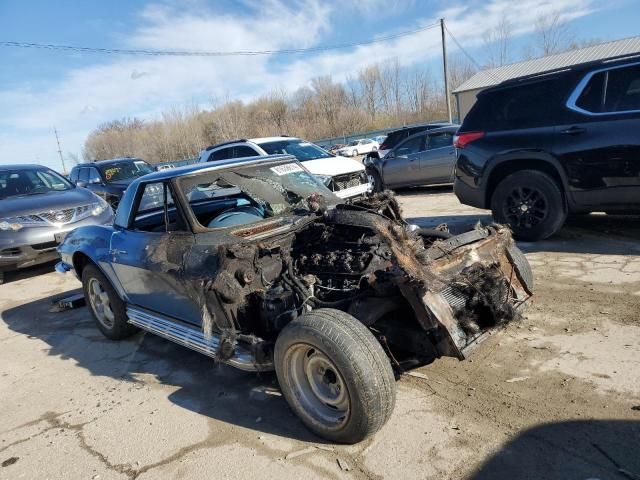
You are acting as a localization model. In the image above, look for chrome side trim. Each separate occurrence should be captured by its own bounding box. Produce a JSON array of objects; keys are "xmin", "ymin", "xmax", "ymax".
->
[{"xmin": 126, "ymin": 307, "xmax": 273, "ymax": 372}]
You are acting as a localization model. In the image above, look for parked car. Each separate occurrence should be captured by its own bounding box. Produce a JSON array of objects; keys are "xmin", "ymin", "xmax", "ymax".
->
[
  {"xmin": 156, "ymin": 164, "xmax": 175, "ymax": 171},
  {"xmin": 69, "ymin": 157, "xmax": 155, "ymax": 209},
  {"xmin": 199, "ymin": 137, "xmax": 370, "ymax": 199},
  {"xmin": 376, "ymin": 122, "xmax": 452, "ymax": 159},
  {"xmin": 57, "ymin": 154, "xmax": 532, "ymax": 443},
  {"xmin": 454, "ymin": 55, "xmax": 640, "ymax": 241},
  {"xmin": 336, "ymin": 138, "xmax": 378, "ymax": 157},
  {"xmin": 364, "ymin": 126, "xmax": 459, "ymax": 192},
  {"xmin": 0, "ymin": 164, "xmax": 113, "ymax": 284},
  {"xmin": 327, "ymin": 143, "xmax": 345, "ymax": 154}
]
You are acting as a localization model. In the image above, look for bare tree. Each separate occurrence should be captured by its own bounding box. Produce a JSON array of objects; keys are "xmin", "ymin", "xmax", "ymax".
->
[
  {"xmin": 483, "ymin": 14, "xmax": 512, "ymax": 67},
  {"xmin": 534, "ymin": 12, "xmax": 572, "ymax": 56}
]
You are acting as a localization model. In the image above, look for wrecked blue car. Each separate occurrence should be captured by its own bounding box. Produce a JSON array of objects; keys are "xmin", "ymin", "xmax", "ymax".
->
[{"xmin": 57, "ymin": 154, "xmax": 533, "ymax": 443}]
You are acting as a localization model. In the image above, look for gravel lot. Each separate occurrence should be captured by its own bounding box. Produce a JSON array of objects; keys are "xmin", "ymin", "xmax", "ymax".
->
[{"xmin": 1, "ymin": 187, "xmax": 639, "ymax": 480}]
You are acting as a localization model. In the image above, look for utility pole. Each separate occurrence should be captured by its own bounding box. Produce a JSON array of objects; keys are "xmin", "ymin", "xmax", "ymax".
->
[
  {"xmin": 440, "ymin": 18, "xmax": 452, "ymax": 124},
  {"xmin": 54, "ymin": 127, "xmax": 66, "ymax": 173}
]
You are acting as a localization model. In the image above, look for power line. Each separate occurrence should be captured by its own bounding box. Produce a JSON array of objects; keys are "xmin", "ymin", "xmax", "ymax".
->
[
  {"xmin": 0, "ymin": 22, "xmax": 440, "ymax": 57},
  {"xmin": 444, "ymin": 24, "xmax": 502, "ymax": 82}
]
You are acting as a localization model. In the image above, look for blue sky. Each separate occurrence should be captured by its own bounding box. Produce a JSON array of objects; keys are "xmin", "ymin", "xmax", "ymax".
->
[{"xmin": 1, "ymin": 0, "xmax": 638, "ymax": 170}]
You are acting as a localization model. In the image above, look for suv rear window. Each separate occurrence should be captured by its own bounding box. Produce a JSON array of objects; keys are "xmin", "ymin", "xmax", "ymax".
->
[{"xmin": 464, "ymin": 78, "xmax": 566, "ymax": 131}]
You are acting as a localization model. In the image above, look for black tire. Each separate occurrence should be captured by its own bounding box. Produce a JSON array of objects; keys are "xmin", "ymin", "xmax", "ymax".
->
[
  {"xmin": 275, "ymin": 308, "xmax": 396, "ymax": 444},
  {"xmin": 368, "ymin": 169, "xmax": 384, "ymax": 193},
  {"xmin": 491, "ymin": 170, "xmax": 566, "ymax": 241},
  {"xmin": 81, "ymin": 264, "xmax": 138, "ymax": 340},
  {"xmin": 0, "ymin": 271, "xmax": 4, "ymax": 285}
]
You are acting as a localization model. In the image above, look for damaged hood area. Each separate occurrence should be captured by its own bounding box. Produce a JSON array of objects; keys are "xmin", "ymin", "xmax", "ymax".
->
[
  {"xmin": 319, "ymin": 196, "xmax": 532, "ymax": 359},
  {"xmin": 206, "ymin": 191, "xmax": 532, "ymax": 368}
]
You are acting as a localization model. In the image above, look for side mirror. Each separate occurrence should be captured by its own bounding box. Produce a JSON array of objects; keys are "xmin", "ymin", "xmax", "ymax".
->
[
  {"xmin": 89, "ymin": 178, "xmax": 102, "ymax": 185},
  {"xmin": 76, "ymin": 181, "xmax": 87, "ymax": 188}
]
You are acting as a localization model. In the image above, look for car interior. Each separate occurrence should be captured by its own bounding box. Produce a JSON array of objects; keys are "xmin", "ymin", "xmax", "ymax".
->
[{"xmin": 132, "ymin": 182, "xmax": 268, "ymax": 233}]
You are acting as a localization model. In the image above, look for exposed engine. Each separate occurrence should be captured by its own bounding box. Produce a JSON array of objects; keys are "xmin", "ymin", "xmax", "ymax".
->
[{"xmin": 209, "ymin": 193, "xmax": 533, "ymax": 370}]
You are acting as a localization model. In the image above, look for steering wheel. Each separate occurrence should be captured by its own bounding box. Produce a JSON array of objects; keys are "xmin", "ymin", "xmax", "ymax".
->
[{"xmin": 207, "ymin": 205, "xmax": 264, "ymax": 228}]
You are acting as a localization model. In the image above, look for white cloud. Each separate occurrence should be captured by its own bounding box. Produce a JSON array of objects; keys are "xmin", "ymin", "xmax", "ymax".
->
[{"xmin": 0, "ymin": 0, "xmax": 595, "ymax": 168}]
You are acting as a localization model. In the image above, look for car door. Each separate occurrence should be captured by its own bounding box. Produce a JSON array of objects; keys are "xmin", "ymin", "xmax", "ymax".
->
[
  {"xmin": 109, "ymin": 181, "xmax": 201, "ymax": 324},
  {"xmin": 382, "ymin": 134, "xmax": 426, "ymax": 187},
  {"xmin": 419, "ymin": 131, "xmax": 456, "ymax": 184},
  {"xmin": 557, "ymin": 62, "xmax": 640, "ymax": 208}
]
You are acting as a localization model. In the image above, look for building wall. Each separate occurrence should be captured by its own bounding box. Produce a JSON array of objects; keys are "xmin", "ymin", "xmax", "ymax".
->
[{"xmin": 455, "ymin": 88, "xmax": 484, "ymax": 121}]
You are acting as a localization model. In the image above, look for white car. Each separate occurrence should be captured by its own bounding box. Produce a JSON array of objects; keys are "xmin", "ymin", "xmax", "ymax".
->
[
  {"xmin": 198, "ymin": 137, "xmax": 371, "ymax": 199},
  {"xmin": 336, "ymin": 139, "xmax": 379, "ymax": 157}
]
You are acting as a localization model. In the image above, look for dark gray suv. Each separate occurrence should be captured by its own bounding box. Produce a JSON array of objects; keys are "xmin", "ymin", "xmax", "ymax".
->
[{"xmin": 0, "ymin": 164, "xmax": 114, "ymax": 283}]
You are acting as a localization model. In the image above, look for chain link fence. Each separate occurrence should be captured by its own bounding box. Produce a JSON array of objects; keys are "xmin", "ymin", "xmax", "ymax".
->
[{"xmin": 312, "ymin": 119, "xmax": 450, "ymax": 149}]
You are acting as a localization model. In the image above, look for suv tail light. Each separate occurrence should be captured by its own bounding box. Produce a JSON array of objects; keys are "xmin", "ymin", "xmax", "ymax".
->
[{"xmin": 454, "ymin": 131, "xmax": 485, "ymax": 149}]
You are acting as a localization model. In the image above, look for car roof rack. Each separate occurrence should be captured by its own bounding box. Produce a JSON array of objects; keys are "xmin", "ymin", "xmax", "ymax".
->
[{"xmin": 498, "ymin": 52, "xmax": 640, "ymax": 88}]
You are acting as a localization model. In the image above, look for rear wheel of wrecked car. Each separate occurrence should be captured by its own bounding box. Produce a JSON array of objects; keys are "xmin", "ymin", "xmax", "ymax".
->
[
  {"xmin": 275, "ymin": 308, "xmax": 396, "ymax": 444},
  {"xmin": 491, "ymin": 170, "xmax": 566, "ymax": 241},
  {"xmin": 82, "ymin": 264, "xmax": 139, "ymax": 340}
]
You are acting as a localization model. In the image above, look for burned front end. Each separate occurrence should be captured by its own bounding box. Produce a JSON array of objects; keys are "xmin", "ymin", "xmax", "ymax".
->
[{"xmin": 209, "ymin": 193, "xmax": 533, "ymax": 372}]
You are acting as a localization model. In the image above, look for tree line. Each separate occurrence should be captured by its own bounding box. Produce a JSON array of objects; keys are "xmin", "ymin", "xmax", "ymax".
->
[{"xmin": 83, "ymin": 12, "xmax": 595, "ymax": 164}]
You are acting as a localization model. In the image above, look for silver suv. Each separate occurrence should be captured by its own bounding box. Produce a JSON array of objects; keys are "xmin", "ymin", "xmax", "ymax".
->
[{"xmin": 0, "ymin": 164, "xmax": 114, "ymax": 284}]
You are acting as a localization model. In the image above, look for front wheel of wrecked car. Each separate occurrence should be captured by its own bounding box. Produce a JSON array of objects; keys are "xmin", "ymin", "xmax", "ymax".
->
[
  {"xmin": 275, "ymin": 308, "xmax": 396, "ymax": 444},
  {"xmin": 82, "ymin": 264, "xmax": 139, "ymax": 340}
]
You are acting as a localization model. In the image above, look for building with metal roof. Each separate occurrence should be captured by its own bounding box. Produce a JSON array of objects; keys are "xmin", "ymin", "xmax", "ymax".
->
[{"xmin": 452, "ymin": 35, "xmax": 640, "ymax": 119}]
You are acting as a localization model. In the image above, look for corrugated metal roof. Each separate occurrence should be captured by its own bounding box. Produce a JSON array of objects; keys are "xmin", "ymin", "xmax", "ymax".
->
[{"xmin": 452, "ymin": 36, "xmax": 640, "ymax": 94}]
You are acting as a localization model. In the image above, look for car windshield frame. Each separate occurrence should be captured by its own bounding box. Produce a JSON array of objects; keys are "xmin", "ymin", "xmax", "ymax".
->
[
  {"xmin": 98, "ymin": 160, "xmax": 154, "ymax": 183},
  {"xmin": 0, "ymin": 167, "xmax": 74, "ymax": 200},
  {"xmin": 258, "ymin": 139, "xmax": 333, "ymax": 162},
  {"xmin": 176, "ymin": 160, "xmax": 337, "ymax": 231}
]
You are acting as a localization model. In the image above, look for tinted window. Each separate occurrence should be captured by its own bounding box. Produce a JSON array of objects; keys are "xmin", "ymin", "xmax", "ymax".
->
[
  {"xmin": 381, "ymin": 130, "xmax": 406, "ymax": 149},
  {"xmin": 575, "ymin": 72, "xmax": 606, "ymax": 112},
  {"xmin": 234, "ymin": 146, "xmax": 259, "ymax": 158},
  {"xmin": 465, "ymin": 78, "xmax": 565, "ymax": 130},
  {"xmin": 605, "ymin": 64, "xmax": 640, "ymax": 112},
  {"xmin": 428, "ymin": 132, "xmax": 454, "ymax": 149},
  {"xmin": 79, "ymin": 168, "xmax": 90, "ymax": 183},
  {"xmin": 209, "ymin": 147, "xmax": 233, "ymax": 161},
  {"xmin": 395, "ymin": 135, "xmax": 425, "ymax": 156},
  {"xmin": 69, "ymin": 168, "xmax": 79, "ymax": 183}
]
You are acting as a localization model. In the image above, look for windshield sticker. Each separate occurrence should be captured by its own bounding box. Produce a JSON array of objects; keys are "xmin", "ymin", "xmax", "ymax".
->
[
  {"xmin": 104, "ymin": 167, "xmax": 121, "ymax": 181},
  {"xmin": 270, "ymin": 163, "xmax": 303, "ymax": 176}
]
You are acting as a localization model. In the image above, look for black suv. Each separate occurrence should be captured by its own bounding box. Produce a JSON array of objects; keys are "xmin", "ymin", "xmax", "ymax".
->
[
  {"xmin": 69, "ymin": 158, "xmax": 155, "ymax": 209},
  {"xmin": 454, "ymin": 55, "xmax": 640, "ymax": 241}
]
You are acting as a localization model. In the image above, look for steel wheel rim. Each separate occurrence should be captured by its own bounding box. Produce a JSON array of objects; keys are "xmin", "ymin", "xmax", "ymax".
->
[
  {"xmin": 285, "ymin": 344, "xmax": 350, "ymax": 429},
  {"xmin": 88, "ymin": 277, "xmax": 115, "ymax": 329},
  {"xmin": 503, "ymin": 186, "xmax": 548, "ymax": 230},
  {"xmin": 367, "ymin": 173, "xmax": 377, "ymax": 190}
]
